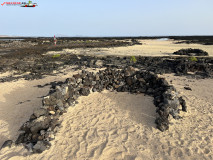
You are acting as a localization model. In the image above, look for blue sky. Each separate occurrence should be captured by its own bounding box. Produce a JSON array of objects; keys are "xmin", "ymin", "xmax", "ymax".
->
[{"xmin": 1, "ymin": 0, "xmax": 213, "ymax": 37}]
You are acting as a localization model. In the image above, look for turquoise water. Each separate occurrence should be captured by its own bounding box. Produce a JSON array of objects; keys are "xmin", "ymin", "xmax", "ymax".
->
[{"xmin": 157, "ymin": 38, "xmax": 169, "ymax": 41}]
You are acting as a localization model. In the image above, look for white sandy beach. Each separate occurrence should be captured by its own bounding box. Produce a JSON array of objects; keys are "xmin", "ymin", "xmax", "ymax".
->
[
  {"xmin": 0, "ymin": 67, "xmax": 212, "ymax": 160},
  {"xmin": 1, "ymin": 0, "xmax": 213, "ymax": 158},
  {"xmin": 46, "ymin": 39, "xmax": 213, "ymax": 57}
]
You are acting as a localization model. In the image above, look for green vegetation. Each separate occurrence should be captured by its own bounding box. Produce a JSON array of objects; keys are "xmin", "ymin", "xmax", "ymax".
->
[
  {"xmin": 52, "ymin": 54, "xmax": 61, "ymax": 58},
  {"xmin": 189, "ymin": 56, "xmax": 198, "ymax": 62},
  {"xmin": 130, "ymin": 56, "xmax": 137, "ymax": 63}
]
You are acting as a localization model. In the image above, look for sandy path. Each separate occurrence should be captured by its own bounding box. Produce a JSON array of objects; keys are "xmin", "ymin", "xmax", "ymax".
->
[
  {"xmin": 46, "ymin": 39, "xmax": 213, "ymax": 57},
  {"xmin": 0, "ymin": 72, "xmax": 212, "ymax": 160}
]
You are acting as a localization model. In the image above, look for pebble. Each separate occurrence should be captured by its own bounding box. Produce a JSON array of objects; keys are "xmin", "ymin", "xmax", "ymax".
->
[{"xmin": 49, "ymin": 111, "xmax": 55, "ymax": 115}]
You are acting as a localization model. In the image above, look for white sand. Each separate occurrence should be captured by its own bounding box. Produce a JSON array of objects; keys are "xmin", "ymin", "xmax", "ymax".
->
[
  {"xmin": 0, "ymin": 67, "xmax": 80, "ymax": 147},
  {"xmin": 0, "ymin": 70, "xmax": 212, "ymax": 159},
  {"xmin": 0, "ymin": 71, "xmax": 14, "ymax": 79},
  {"xmin": 46, "ymin": 39, "xmax": 213, "ymax": 57}
]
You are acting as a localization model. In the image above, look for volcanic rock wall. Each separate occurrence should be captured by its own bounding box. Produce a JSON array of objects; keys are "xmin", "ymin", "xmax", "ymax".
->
[
  {"xmin": 173, "ymin": 48, "xmax": 209, "ymax": 56},
  {"xmin": 2, "ymin": 67, "xmax": 187, "ymax": 153}
]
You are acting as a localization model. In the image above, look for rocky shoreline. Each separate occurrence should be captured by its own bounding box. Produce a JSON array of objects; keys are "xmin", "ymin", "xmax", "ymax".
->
[{"xmin": 0, "ymin": 55, "xmax": 213, "ymax": 83}]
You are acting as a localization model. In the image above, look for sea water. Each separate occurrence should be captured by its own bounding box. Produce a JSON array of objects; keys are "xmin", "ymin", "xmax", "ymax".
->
[{"xmin": 157, "ymin": 38, "xmax": 169, "ymax": 41}]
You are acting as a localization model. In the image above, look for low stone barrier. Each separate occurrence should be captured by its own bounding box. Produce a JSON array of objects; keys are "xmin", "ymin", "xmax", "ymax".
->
[
  {"xmin": 173, "ymin": 48, "xmax": 208, "ymax": 56},
  {"xmin": 3, "ymin": 67, "xmax": 187, "ymax": 153}
]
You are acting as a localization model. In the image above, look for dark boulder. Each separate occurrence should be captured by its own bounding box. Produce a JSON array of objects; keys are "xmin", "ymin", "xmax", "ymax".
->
[
  {"xmin": 32, "ymin": 141, "xmax": 47, "ymax": 153},
  {"xmin": 126, "ymin": 77, "xmax": 133, "ymax": 85},
  {"xmin": 80, "ymin": 88, "xmax": 90, "ymax": 96},
  {"xmin": 155, "ymin": 117, "xmax": 169, "ymax": 132},
  {"xmin": 173, "ymin": 48, "xmax": 208, "ymax": 56},
  {"xmin": 30, "ymin": 116, "xmax": 51, "ymax": 134},
  {"xmin": 179, "ymin": 97, "xmax": 187, "ymax": 112}
]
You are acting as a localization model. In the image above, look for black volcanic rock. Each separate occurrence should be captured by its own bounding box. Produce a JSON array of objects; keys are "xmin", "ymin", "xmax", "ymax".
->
[
  {"xmin": 179, "ymin": 97, "xmax": 187, "ymax": 112},
  {"xmin": 14, "ymin": 67, "xmax": 188, "ymax": 154},
  {"xmin": 30, "ymin": 116, "xmax": 51, "ymax": 134},
  {"xmin": 173, "ymin": 48, "xmax": 208, "ymax": 56},
  {"xmin": 184, "ymin": 86, "xmax": 192, "ymax": 90},
  {"xmin": 32, "ymin": 141, "xmax": 47, "ymax": 153},
  {"xmin": 80, "ymin": 88, "xmax": 90, "ymax": 96},
  {"xmin": 155, "ymin": 114, "xmax": 169, "ymax": 132}
]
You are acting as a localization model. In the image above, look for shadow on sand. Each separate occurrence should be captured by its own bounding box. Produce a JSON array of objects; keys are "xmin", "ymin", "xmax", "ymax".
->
[{"xmin": 103, "ymin": 91, "xmax": 157, "ymax": 129}]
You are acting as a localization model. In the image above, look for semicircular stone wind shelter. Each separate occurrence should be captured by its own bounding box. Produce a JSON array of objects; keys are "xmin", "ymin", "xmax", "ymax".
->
[{"xmin": 13, "ymin": 67, "xmax": 187, "ymax": 153}]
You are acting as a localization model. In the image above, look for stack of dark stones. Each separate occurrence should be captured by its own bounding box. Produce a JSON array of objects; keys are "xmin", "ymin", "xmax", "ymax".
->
[
  {"xmin": 2, "ymin": 67, "xmax": 187, "ymax": 153},
  {"xmin": 131, "ymin": 39, "xmax": 142, "ymax": 45},
  {"xmin": 173, "ymin": 48, "xmax": 208, "ymax": 56},
  {"xmin": 1, "ymin": 55, "xmax": 212, "ymax": 83}
]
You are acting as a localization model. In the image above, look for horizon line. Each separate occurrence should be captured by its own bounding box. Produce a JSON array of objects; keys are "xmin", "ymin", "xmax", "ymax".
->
[{"xmin": 1, "ymin": 35, "xmax": 213, "ymax": 38}]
